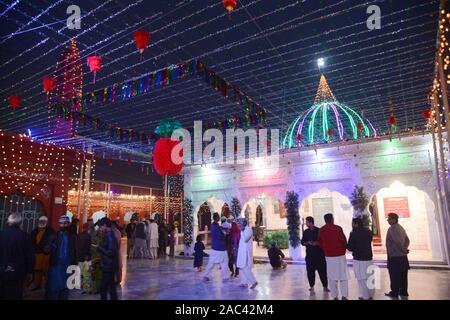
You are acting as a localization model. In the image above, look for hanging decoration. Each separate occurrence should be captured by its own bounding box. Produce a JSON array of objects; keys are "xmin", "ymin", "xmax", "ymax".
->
[
  {"xmin": 327, "ymin": 128, "xmax": 334, "ymax": 139},
  {"xmin": 422, "ymin": 109, "xmax": 431, "ymax": 119},
  {"xmin": 87, "ymin": 55, "xmax": 102, "ymax": 84},
  {"xmin": 153, "ymin": 119, "xmax": 184, "ymax": 176},
  {"xmin": 42, "ymin": 76, "xmax": 56, "ymax": 94},
  {"xmin": 9, "ymin": 95, "xmax": 20, "ymax": 110},
  {"xmin": 153, "ymin": 138, "xmax": 183, "ymax": 176},
  {"xmin": 133, "ymin": 30, "xmax": 150, "ymax": 60},
  {"xmin": 282, "ymin": 75, "xmax": 377, "ymax": 148},
  {"xmin": 107, "ymin": 158, "xmax": 113, "ymax": 166},
  {"xmin": 223, "ymin": 0, "xmax": 237, "ymax": 12},
  {"xmin": 51, "ymin": 59, "xmax": 268, "ymax": 133},
  {"xmin": 127, "ymin": 156, "xmax": 132, "ymax": 166}
]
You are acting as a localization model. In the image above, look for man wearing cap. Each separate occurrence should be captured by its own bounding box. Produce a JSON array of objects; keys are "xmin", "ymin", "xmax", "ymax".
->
[
  {"xmin": 385, "ymin": 212, "xmax": 410, "ymax": 298},
  {"xmin": 237, "ymin": 217, "xmax": 258, "ymax": 289},
  {"xmin": 203, "ymin": 212, "xmax": 230, "ymax": 282},
  {"xmin": 267, "ymin": 240, "xmax": 287, "ymax": 270},
  {"xmin": 30, "ymin": 215, "xmax": 54, "ymax": 291},
  {"xmin": 0, "ymin": 213, "xmax": 34, "ymax": 300},
  {"xmin": 46, "ymin": 215, "xmax": 77, "ymax": 300}
]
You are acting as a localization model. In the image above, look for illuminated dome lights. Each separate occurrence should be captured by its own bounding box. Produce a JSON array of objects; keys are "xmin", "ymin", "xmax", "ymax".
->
[{"xmin": 282, "ymin": 75, "xmax": 377, "ymax": 148}]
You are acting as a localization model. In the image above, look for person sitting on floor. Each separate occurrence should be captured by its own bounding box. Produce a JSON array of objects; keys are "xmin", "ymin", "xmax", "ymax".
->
[{"xmin": 267, "ymin": 240, "xmax": 287, "ymax": 270}]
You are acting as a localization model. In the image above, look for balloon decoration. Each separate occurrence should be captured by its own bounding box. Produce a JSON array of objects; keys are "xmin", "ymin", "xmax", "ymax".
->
[
  {"xmin": 153, "ymin": 138, "xmax": 183, "ymax": 176},
  {"xmin": 133, "ymin": 30, "xmax": 150, "ymax": 60},
  {"xmin": 357, "ymin": 121, "xmax": 363, "ymax": 132},
  {"xmin": 9, "ymin": 95, "xmax": 20, "ymax": 110},
  {"xmin": 42, "ymin": 76, "xmax": 56, "ymax": 93},
  {"xmin": 423, "ymin": 110, "xmax": 431, "ymax": 119},
  {"xmin": 223, "ymin": 0, "xmax": 237, "ymax": 12},
  {"xmin": 87, "ymin": 55, "xmax": 102, "ymax": 83},
  {"xmin": 153, "ymin": 119, "xmax": 184, "ymax": 176},
  {"xmin": 389, "ymin": 114, "xmax": 396, "ymax": 126}
]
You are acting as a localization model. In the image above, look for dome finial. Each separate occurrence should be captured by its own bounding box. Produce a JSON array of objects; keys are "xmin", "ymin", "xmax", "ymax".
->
[{"xmin": 314, "ymin": 74, "xmax": 336, "ymax": 104}]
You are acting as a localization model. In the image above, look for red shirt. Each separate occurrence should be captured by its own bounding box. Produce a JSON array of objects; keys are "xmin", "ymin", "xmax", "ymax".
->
[{"xmin": 318, "ymin": 223, "xmax": 347, "ymax": 257}]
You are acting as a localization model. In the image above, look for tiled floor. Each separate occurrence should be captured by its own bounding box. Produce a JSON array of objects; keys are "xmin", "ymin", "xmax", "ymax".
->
[{"xmin": 25, "ymin": 256, "xmax": 450, "ymax": 300}]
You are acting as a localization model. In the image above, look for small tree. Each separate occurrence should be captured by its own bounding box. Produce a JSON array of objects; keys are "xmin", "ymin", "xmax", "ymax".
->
[
  {"xmin": 350, "ymin": 185, "xmax": 371, "ymax": 228},
  {"xmin": 182, "ymin": 198, "xmax": 194, "ymax": 247},
  {"xmin": 230, "ymin": 197, "xmax": 242, "ymax": 218},
  {"xmin": 285, "ymin": 191, "xmax": 301, "ymax": 248}
]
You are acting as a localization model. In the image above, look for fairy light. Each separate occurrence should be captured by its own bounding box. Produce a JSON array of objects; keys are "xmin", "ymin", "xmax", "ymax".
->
[{"xmin": 0, "ymin": 0, "xmax": 440, "ymax": 156}]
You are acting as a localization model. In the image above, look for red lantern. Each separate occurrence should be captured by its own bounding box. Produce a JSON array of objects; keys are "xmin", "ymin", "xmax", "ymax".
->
[
  {"xmin": 9, "ymin": 95, "xmax": 20, "ymax": 110},
  {"xmin": 357, "ymin": 121, "xmax": 363, "ymax": 132},
  {"xmin": 133, "ymin": 31, "xmax": 150, "ymax": 60},
  {"xmin": 223, "ymin": 0, "xmax": 237, "ymax": 11},
  {"xmin": 87, "ymin": 56, "xmax": 102, "ymax": 83},
  {"xmin": 327, "ymin": 128, "xmax": 333, "ymax": 137},
  {"xmin": 153, "ymin": 138, "xmax": 183, "ymax": 176},
  {"xmin": 389, "ymin": 114, "xmax": 396, "ymax": 126},
  {"xmin": 43, "ymin": 76, "xmax": 56, "ymax": 93},
  {"xmin": 107, "ymin": 158, "xmax": 113, "ymax": 166},
  {"xmin": 423, "ymin": 110, "xmax": 431, "ymax": 119}
]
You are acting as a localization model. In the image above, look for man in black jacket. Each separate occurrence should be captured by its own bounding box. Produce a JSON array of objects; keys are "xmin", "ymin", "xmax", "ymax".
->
[
  {"xmin": 30, "ymin": 215, "xmax": 54, "ymax": 290},
  {"xmin": 94, "ymin": 218, "xmax": 118, "ymax": 300},
  {"xmin": 0, "ymin": 213, "xmax": 34, "ymax": 300},
  {"xmin": 347, "ymin": 217, "xmax": 374, "ymax": 300},
  {"xmin": 300, "ymin": 216, "xmax": 329, "ymax": 293}
]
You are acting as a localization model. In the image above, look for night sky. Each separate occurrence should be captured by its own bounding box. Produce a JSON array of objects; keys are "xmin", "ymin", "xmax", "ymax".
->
[{"xmin": 0, "ymin": 0, "xmax": 441, "ymax": 163}]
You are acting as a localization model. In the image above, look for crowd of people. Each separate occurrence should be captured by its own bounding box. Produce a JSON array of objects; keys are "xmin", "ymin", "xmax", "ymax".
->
[
  {"xmin": 0, "ymin": 209, "xmax": 411, "ymax": 300},
  {"xmin": 124, "ymin": 217, "xmax": 176, "ymax": 259},
  {"xmin": 0, "ymin": 212, "xmax": 173, "ymax": 300}
]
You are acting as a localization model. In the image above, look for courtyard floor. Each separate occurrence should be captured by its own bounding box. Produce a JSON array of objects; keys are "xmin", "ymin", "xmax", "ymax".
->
[{"xmin": 25, "ymin": 254, "xmax": 450, "ymax": 300}]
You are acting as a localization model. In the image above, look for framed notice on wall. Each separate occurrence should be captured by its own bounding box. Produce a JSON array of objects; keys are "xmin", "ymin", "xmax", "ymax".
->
[
  {"xmin": 383, "ymin": 197, "xmax": 410, "ymax": 218},
  {"xmin": 275, "ymin": 200, "xmax": 287, "ymax": 218}
]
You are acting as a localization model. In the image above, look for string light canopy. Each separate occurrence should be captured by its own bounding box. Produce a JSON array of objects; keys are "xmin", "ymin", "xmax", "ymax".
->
[
  {"xmin": 0, "ymin": 1, "xmax": 439, "ymax": 161},
  {"xmin": 282, "ymin": 74, "xmax": 377, "ymax": 148}
]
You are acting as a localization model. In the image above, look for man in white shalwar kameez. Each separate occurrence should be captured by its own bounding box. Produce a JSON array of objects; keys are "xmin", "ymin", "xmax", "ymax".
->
[
  {"xmin": 148, "ymin": 219, "xmax": 159, "ymax": 259},
  {"xmin": 237, "ymin": 218, "xmax": 258, "ymax": 289},
  {"xmin": 203, "ymin": 212, "xmax": 230, "ymax": 282}
]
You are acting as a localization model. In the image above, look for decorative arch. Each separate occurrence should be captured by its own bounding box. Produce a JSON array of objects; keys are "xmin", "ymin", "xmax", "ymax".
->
[
  {"xmin": 369, "ymin": 181, "xmax": 443, "ymax": 260},
  {"xmin": 299, "ymin": 188, "xmax": 353, "ymax": 238},
  {"xmin": 241, "ymin": 193, "xmax": 286, "ymax": 230}
]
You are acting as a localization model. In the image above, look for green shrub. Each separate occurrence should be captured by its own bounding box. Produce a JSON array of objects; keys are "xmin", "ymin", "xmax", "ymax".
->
[{"xmin": 263, "ymin": 230, "xmax": 289, "ymax": 249}]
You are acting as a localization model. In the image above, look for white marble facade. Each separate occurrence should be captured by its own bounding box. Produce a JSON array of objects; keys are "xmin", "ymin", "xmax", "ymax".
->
[{"xmin": 183, "ymin": 134, "xmax": 448, "ymax": 263}]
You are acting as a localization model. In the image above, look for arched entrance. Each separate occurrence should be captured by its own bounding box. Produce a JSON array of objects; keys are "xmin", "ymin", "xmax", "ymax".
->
[
  {"xmin": 197, "ymin": 202, "xmax": 212, "ymax": 232},
  {"xmin": 369, "ymin": 181, "xmax": 443, "ymax": 260},
  {"xmin": 255, "ymin": 205, "xmax": 263, "ymax": 227},
  {"xmin": 299, "ymin": 188, "xmax": 353, "ymax": 238},
  {"xmin": 0, "ymin": 193, "xmax": 45, "ymax": 233}
]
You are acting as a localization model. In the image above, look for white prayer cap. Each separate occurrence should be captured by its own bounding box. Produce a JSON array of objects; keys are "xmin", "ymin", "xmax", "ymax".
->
[{"xmin": 7, "ymin": 213, "xmax": 22, "ymax": 226}]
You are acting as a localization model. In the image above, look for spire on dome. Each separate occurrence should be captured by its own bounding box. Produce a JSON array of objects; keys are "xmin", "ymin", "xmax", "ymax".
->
[{"xmin": 313, "ymin": 74, "xmax": 336, "ymax": 104}]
